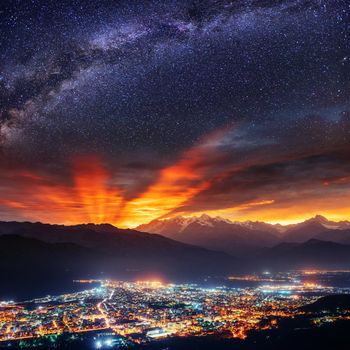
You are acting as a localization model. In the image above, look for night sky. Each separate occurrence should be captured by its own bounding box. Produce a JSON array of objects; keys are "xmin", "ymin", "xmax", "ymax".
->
[{"xmin": 0, "ymin": 0, "xmax": 349, "ymax": 227}]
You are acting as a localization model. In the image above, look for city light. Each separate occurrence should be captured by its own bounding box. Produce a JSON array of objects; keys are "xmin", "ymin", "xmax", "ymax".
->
[
  {"xmin": 1, "ymin": 272, "xmax": 350, "ymax": 347},
  {"xmin": 105, "ymin": 339, "xmax": 113, "ymax": 347}
]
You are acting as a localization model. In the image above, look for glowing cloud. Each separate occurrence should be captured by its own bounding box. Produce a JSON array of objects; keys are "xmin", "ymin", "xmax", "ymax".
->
[
  {"xmin": 1, "ymin": 123, "xmax": 350, "ymax": 227},
  {"xmin": 117, "ymin": 129, "xmax": 230, "ymax": 227}
]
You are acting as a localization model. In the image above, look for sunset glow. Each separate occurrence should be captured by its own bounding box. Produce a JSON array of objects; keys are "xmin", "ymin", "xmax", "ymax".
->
[{"xmin": 1, "ymin": 132, "xmax": 350, "ymax": 227}]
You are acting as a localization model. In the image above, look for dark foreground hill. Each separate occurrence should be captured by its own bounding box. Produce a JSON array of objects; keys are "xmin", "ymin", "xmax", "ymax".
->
[
  {"xmin": 0, "ymin": 221, "xmax": 236, "ymax": 262},
  {"xmin": 3, "ymin": 221, "xmax": 350, "ymax": 300},
  {"xmin": 0, "ymin": 222, "xmax": 238, "ymax": 299},
  {"xmin": 253, "ymin": 239, "xmax": 350, "ymax": 271},
  {"xmin": 300, "ymin": 294, "xmax": 350, "ymax": 313}
]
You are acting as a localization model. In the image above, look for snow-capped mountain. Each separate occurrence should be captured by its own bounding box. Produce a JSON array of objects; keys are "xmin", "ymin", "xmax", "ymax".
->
[
  {"xmin": 137, "ymin": 214, "xmax": 281, "ymax": 256},
  {"xmin": 137, "ymin": 214, "xmax": 234, "ymax": 234},
  {"xmin": 283, "ymin": 215, "xmax": 350, "ymax": 243},
  {"xmin": 137, "ymin": 214, "xmax": 350, "ymax": 256}
]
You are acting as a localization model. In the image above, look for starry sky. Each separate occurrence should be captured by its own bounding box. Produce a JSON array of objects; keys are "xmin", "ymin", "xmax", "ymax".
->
[{"xmin": 0, "ymin": 0, "xmax": 350, "ymax": 227}]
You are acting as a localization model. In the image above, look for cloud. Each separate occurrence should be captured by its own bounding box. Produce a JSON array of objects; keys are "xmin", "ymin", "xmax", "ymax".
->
[
  {"xmin": 0, "ymin": 127, "xmax": 233, "ymax": 226},
  {"xmin": 1, "ymin": 113, "xmax": 350, "ymax": 226}
]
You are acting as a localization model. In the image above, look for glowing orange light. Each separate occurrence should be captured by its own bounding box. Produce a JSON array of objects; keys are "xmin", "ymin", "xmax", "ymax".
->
[{"xmin": 1, "ymin": 124, "xmax": 350, "ymax": 227}]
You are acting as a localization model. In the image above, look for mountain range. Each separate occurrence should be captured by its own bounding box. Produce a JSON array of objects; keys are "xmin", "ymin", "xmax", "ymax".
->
[
  {"xmin": 137, "ymin": 214, "xmax": 350, "ymax": 256},
  {"xmin": 254, "ymin": 239, "xmax": 350, "ymax": 271},
  {"xmin": 2, "ymin": 215, "xmax": 350, "ymax": 299},
  {"xmin": 0, "ymin": 221, "xmax": 238, "ymax": 299}
]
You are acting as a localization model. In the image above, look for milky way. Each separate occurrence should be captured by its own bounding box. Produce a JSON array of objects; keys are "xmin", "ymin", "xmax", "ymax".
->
[{"xmin": 0, "ymin": 0, "xmax": 350, "ymax": 226}]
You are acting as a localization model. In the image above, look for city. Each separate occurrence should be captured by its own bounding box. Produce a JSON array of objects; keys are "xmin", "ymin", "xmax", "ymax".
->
[
  {"xmin": 1, "ymin": 0, "xmax": 350, "ymax": 349},
  {"xmin": 1, "ymin": 271, "xmax": 350, "ymax": 349}
]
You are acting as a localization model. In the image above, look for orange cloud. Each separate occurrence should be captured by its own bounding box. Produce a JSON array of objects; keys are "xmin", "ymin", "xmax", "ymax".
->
[
  {"xmin": 73, "ymin": 157, "xmax": 124, "ymax": 223},
  {"xmin": 117, "ymin": 129, "xmax": 230, "ymax": 227},
  {"xmin": 0, "ymin": 128, "xmax": 230, "ymax": 226},
  {"xmin": 1, "ymin": 125, "xmax": 350, "ymax": 227},
  {"xmin": 0, "ymin": 157, "xmax": 123, "ymax": 224}
]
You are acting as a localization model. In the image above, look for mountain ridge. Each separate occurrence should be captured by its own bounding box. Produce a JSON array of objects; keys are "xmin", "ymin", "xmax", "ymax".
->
[
  {"xmin": 137, "ymin": 214, "xmax": 350, "ymax": 256},
  {"xmin": 0, "ymin": 221, "xmax": 239, "ymax": 286},
  {"xmin": 250, "ymin": 239, "xmax": 350, "ymax": 271},
  {"xmin": 2, "ymin": 220, "xmax": 350, "ymax": 299}
]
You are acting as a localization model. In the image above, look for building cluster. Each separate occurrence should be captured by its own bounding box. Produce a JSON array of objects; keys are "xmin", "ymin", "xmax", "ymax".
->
[{"xmin": 1, "ymin": 271, "xmax": 349, "ymax": 348}]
